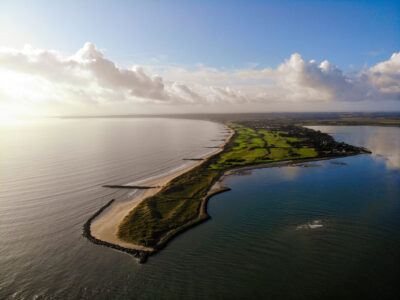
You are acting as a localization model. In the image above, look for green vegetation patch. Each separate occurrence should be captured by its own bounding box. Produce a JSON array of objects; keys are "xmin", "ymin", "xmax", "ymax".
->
[
  {"xmin": 118, "ymin": 166, "xmax": 220, "ymax": 247},
  {"xmin": 209, "ymin": 124, "xmax": 318, "ymax": 170}
]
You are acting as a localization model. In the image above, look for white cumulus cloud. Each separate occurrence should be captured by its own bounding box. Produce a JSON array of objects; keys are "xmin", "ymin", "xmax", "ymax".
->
[
  {"xmin": 369, "ymin": 52, "xmax": 400, "ymax": 95},
  {"xmin": 0, "ymin": 42, "xmax": 399, "ymax": 115}
]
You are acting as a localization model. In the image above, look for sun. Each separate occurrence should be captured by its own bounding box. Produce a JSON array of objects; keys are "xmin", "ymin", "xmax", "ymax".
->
[{"xmin": 0, "ymin": 70, "xmax": 49, "ymax": 124}]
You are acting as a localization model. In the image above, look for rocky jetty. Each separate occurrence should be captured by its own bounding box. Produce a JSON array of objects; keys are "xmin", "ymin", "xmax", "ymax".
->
[{"xmin": 82, "ymin": 199, "xmax": 150, "ymax": 263}]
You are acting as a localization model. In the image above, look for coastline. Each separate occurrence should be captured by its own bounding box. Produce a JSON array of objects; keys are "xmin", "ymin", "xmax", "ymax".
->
[
  {"xmin": 85, "ymin": 123, "xmax": 369, "ymax": 262},
  {"xmin": 88, "ymin": 125, "xmax": 235, "ymax": 256},
  {"xmin": 203, "ymin": 152, "xmax": 369, "ymax": 218}
]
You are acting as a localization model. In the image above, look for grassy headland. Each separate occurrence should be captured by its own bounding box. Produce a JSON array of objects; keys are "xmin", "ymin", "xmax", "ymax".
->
[
  {"xmin": 117, "ymin": 121, "xmax": 368, "ymax": 251},
  {"xmin": 209, "ymin": 124, "xmax": 319, "ymax": 170}
]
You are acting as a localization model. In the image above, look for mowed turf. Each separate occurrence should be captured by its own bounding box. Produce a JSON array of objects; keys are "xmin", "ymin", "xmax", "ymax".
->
[
  {"xmin": 209, "ymin": 124, "xmax": 318, "ymax": 169},
  {"xmin": 118, "ymin": 123, "xmax": 319, "ymax": 247}
]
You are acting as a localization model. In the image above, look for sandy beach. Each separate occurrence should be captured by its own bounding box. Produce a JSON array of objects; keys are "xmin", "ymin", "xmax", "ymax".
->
[{"xmin": 90, "ymin": 126, "xmax": 234, "ymax": 251}]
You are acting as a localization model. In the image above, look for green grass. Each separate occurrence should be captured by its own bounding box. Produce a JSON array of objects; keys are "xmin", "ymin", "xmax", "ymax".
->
[
  {"xmin": 117, "ymin": 123, "xmax": 321, "ymax": 248},
  {"xmin": 251, "ymin": 137, "xmax": 265, "ymax": 148},
  {"xmin": 209, "ymin": 124, "xmax": 318, "ymax": 170},
  {"xmin": 118, "ymin": 166, "xmax": 220, "ymax": 247},
  {"xmin": 295, "ymin": 147, "xmax": 318, "ymax": 157}
]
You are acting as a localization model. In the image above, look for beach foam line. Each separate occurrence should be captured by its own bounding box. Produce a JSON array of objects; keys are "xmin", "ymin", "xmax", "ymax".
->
[{"xmin": 125, "ymin": 149, "xmax": 220, "ymax": 186}]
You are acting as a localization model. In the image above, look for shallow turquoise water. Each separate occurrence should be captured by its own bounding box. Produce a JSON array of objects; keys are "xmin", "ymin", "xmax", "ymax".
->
[{"xmin": 1, "ymin": 124, "xmax": 399, "ymax": 299}]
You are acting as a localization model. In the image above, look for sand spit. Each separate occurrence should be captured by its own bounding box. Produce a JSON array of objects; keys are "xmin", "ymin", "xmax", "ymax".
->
[{"xmin": 89, "ymin": 126, "xmax": 234, "ymax": 253}]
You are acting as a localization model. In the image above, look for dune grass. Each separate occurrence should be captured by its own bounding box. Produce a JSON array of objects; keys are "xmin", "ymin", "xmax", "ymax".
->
[{"xmin": 118, "ymin": 166, "xmax": 220, "ymax": 247}]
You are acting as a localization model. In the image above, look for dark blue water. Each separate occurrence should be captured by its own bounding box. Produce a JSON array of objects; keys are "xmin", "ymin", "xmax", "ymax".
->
[
  {"xmin": 1, "ymin": 124, "xmax": 399, "ymax": 299},
  {"xmin": 141, "ymin": 126, "xmax": 400, "ymax": 299}
]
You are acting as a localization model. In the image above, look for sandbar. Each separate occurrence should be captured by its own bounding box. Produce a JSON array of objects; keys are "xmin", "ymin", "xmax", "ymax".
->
[{"xmin": 90, "ymin": 126, "xmax": 234, "ymax": 251}]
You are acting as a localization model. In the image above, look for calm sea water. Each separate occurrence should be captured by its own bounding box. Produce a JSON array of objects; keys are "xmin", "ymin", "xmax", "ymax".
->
[{"xmin": 1, "ymin": 122, "xmax": 399, "ymax": 299}]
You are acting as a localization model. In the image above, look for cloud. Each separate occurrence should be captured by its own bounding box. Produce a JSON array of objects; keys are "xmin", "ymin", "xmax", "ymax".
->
[
  {"xmin": 0, "ymin": 42, "xmax": 171, "ymax": 103},
  {"xmin": 148, "ymin": 51, "xmax": 400, "ymax": 104},
  {"xmin": 369, "ymin": 52, "xmax": 400, "ymax": 96},
  {"xmin": 275, "ymin": 53, "xmax": 375, "ymax": 102},
  {"xmin": 0, "ymin": 42, "xmax": 399, "ymax": 115}
]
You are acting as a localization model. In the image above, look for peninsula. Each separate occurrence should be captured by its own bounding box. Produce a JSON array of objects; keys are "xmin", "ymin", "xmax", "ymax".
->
[{"xmin": 86, "ymin": 121, "xmax": 369, "ymax": 263}]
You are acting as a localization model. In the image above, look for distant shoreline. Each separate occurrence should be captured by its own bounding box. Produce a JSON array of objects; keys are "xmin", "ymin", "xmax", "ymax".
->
[{"xmin": 58, "ymin": 112, "xmax": 400, "ymax": 127}]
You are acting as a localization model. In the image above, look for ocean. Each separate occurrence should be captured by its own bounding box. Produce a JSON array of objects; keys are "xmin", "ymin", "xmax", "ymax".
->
[{"xmin": 0, "ymin": 120, "xmax": 399, "ymax": 299}]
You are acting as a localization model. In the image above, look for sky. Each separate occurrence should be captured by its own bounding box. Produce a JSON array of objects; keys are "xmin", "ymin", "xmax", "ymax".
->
[{"xmin": 0, "ymin": 0, "xmax": 399, "ymax": 117}]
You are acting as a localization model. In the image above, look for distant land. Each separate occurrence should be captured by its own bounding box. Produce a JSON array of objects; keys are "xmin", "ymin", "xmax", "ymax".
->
[{"xmin": 61, "ymin": 112, "xmax": 400, "ymax": 127}]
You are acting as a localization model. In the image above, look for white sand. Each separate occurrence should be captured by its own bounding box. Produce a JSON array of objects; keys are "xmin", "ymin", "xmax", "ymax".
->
[{"xmin": 90, "ymin": 126, "xmax": 234, "ymax": 251}]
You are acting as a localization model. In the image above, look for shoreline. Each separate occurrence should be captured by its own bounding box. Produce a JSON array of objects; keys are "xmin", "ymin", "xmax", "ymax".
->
[
  {"xmin": 202, "ymin": 152, "xmax": 369, "ymax": 223},
  {"xmin": 88, "ymin": 125, "xmax": 235, "ymax": 257}
]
